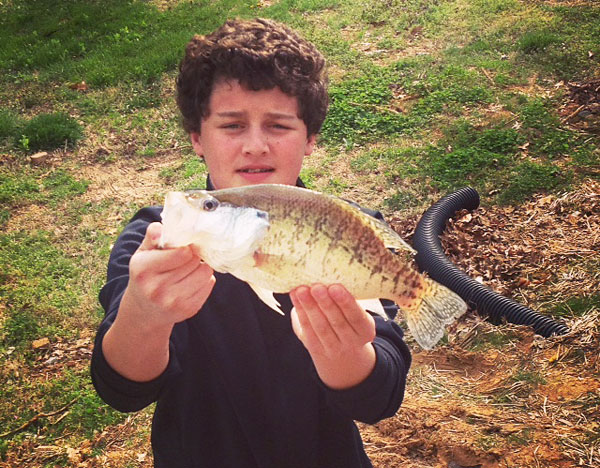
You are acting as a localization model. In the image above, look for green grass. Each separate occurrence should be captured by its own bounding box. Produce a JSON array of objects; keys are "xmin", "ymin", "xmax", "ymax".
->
[
  {"xmin": 550, "ymin": 294, "xmax": 600, "ymax": 318},
  {"xmin": 0, "ymin": 367, "xmax": 126, "ymax": 442},
  {"xmin": 0, "ymin": 167, "xmax": 90, "ymax": 224},
  {"xmin": 21, "ymin": 113, "xmax": 84, "ymax": 151},
  {"xmin": 0, "ymin": 230, "xmax": 82, "ymax": 349},
  {"xmin": 511, "ymin": 369, "xmax": 547, "ymax": 386},
  {"xmin": 43, "ymin": 169, "xmax": 90, "ymax": 203},
  {"xmin": 159, "ymin": 154, "xmax": 208, "ymax": 190},
  {"xmin": 499, "ymin": 161, "xmax": 571, "ymax": 205},
  {"xmin": 0, "ymin": 169, "xmax": 40, "ymax": 206},
  {"xmin": 320, "ymin": 61, "xmax": 492, "ymax": 147},
  {"xmin": 468, "ymin": 329, "xmax": 521, "ymax": 351},
  {"xmin": 0, "ymin": 108, "xmax": 24, "ymax": 142}
]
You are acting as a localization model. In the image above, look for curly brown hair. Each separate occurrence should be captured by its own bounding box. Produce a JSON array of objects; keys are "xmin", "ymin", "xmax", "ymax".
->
[{"xmin": 176, "ymin": 18, "xmax": 328, "ymax": 136}]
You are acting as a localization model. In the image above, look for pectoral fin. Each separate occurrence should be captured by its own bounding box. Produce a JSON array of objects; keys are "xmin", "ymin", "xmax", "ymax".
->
[{"xmin": 248, "ymin": 282, "xmax": 284, "ymax": 315}]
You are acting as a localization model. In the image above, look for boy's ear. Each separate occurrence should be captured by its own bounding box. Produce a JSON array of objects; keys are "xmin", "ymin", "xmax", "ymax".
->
[
  {"xmin": 190, "ymin": 132, "xmax": 203, "ymax": 157},
  {"xmin": 305, "ymin": 134, "xmax": 317, "ymax": 156}
]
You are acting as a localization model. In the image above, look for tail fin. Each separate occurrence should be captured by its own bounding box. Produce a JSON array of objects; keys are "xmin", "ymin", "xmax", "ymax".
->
[{"xmin": 404, "ymin": 277, "xmax": 467, "ymax": 349}]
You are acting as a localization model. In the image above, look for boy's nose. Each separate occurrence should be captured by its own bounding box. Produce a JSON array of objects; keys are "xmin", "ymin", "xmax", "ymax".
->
[{"xmin": 243, "ymin": 128, "xmax": 269, "ymax": 156}]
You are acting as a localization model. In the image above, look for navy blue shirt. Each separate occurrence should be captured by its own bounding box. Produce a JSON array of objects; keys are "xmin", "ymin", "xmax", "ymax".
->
[{"xmin": 91, "ymin": 189, "xmax": 411, "ymax": 468}]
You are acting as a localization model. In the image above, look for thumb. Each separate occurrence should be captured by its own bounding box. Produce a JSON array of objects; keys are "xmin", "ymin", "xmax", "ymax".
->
[
  {"xmin": 138, "ymin": 222, "xmax": 163, "ymax": 251},
  {"xmin": 290, "ymin": 307, "xmax": 305, "ymax": 342}
]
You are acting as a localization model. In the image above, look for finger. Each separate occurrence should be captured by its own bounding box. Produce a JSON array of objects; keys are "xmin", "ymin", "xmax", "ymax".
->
[
  {"xmin": 138, "ymin": 222, "xmax": 163, "ymax": 251},
  {"xmin": 294, "ymin": 285, "xmax": 341, "ymax": 349},
  {"xmin": 328, "ymin": 284, "xmax": 376, "ymax": 342},
  {"xmin": 160, "ymin": 252, "xmax": 208, "ymax": 285},
  {"xmin": 175, "ymin": 262, "xmax": 215, "ymax": 298},
  {"xmin": 310, "ymin": 284, "xmax": 350, "ymax": 333},
  {"xmin": 178, "ymin": 268, "xmax": 216, "ymax": 311},
  {"xmin": 151, "ymin": 264, "xmax": 216, "ymax": 322},
  {"xmin": 132, "ymin": 245, "xmax": 197, "ymax": 277},
  {"xmin": 290, "ymin": 289, "xmax": 325, "ymax": 355}
]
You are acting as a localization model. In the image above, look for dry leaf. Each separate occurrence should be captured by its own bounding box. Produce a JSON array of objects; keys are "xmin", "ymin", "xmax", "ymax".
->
[
  {"xmin": 32, "ymin": 338, "xmax": 50, "ymax": 350},
  {"xmin": 67, "ymin": 447, "xmax": 82, "ymax": 463}
]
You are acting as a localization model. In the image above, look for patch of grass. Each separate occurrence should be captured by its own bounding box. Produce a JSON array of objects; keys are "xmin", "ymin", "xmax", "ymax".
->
[
  {"xmin": 407, "ymin": 64, "xmax": 492, "ymax": 115},
  {"xmin": 550, "ymin": 294, "xmax": 600, "ymax": 318},
  {"xmin": 507, "ymin": 427, "xmax": 534, "ymax": 446},
  {"xmin": 429, "ymin": 146, "xmax": 507, "ymax": 188},
  {"xmin": 492, "ymin": 367, "xmax": 548, "ymax": 404},
  {"xmin": 42, "ymin": 169, "xmax": 89, "ymax": 204},
  {"xmin": 0, "ymin": 0, "xmax": 241, "ymax": 87},
  {"xmin": 0, "ymin": 368, "xmax": 125, "ymax": 443},
  {"xmin": 21, "ymin": 112, "xmax": 84, "ymax": 152},
  {"xmin": 518, "ymin": 5, "xmax": 600, "ymax": 80},
  {"xmin": 498, "ymin": 161, "xmax": 571, "ymax": 205},
  {"xmin": 383, "ymin": 190, "xmax": 420, "ymax": 210},
  {"xmin": 424, "ymin": 120, "xmax": 521, "ymax": 191},
  {"xmin": 518, "ymin": 98, "xmax": 584, "ymax": 160},
  {"xmin": 477, "ymin": 434, "xmax": 502, "ymax": 451},
  {"xmin": 299, "ymin": 167, "xmax": 322, "ymax": 189},
  {"xmin": 0, "ymin": 169, "xmax": 40, "ymax": 206},
  {"xmin": 517, "ymin": 30, "xmax": 561, "ymax": 54},
  {"xmin": 519, "ymin": 97, "xmax": 558, "ymax": 130},
  {"xmin": 321, "ymin": 61, "xmax": 492, "ymax": 147},
  {"xmin": 326, "ymin": 177, "xmax": 349, "ymax": 194},
  {"xmin": 447, "ymin": 121, "xmax": 524, "ymax": 154},
  {"xmin": 0, "ymin": 167, "xmax": 89, "ymax": 224},
  {"xmin": 351, "ymin": 146, "xmax": 412, "ymax": 175},
  {"xmin": 43, "ymin": 370, "xmax": 125, "ymax": 438},
  {"xmin": 159, "ymin": 154, "xmax": 208, "ymax": 190},
  {"xmin": 468, "ymin": 329, "xmax": 520, "ymax": 351},
  {"xmin": 320, "ymin": 67, "xmax": 409, "ymax": 145},
  {"xmin": 0, "ymin": 108, "xmax": 24, "ymax": 143},
  {"xmin": 126, "ymin": 81, "xmax": 164, "ymax": 111},
  {"xmin": 0, "ymin": 231, "xmax": 82, "ymax": 349},
  {"xmin": 511, "ymin": 369, "xmax": 547, "ymax": 386}
]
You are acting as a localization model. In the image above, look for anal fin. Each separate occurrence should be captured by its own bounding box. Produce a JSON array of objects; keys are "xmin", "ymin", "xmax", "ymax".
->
[{"xmin": 248, "ymin": 282, "xmax": 284, "ymax": 315}]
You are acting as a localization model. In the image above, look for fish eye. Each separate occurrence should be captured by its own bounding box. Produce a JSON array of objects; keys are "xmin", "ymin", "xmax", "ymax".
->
[{"xmin": 202, "ymin": 198, "xmax": 219, "ymax": 212}]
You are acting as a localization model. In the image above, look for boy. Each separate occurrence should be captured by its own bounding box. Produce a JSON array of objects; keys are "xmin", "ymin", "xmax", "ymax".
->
[{"xmin": 91, "ymin": 18, "xmax": 411, "ymax": 468}]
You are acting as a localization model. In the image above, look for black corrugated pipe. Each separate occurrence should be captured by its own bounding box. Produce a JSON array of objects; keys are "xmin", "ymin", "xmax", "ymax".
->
[{"xmin": 412, "ymin": 187, "xmax": 570, "ymax": 338}]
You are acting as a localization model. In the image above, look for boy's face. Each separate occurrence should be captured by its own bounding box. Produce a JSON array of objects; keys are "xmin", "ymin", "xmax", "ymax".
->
[{"xmin": 190, "ymin": 79, "xmax": 316, "ymax": 190}]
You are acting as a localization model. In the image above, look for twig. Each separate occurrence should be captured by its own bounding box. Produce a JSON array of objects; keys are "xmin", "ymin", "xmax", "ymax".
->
[
  {"xmin": 0, "ymin": 398, "xmax": 78, "ymax": 438},
  {"xmin": 561, "ymin": 104, "xmax": 585, "ymax": 124},
  {"xmin": 348, "ymin": 101, "xmax": 402, "ymax": 114},
  {"xmin": 480, "ymin": 67, "xmax": 496, "ymax": 85}
]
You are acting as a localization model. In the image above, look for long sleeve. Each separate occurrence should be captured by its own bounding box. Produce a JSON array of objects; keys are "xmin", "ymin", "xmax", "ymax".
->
[
  {"xmin": 90, "ymin": 207, "xmax": 182, "ymax": 412},
  {"xmin": 311, "ymin": 202, "xmax": 412, "ymax": 423},
  {"xmin": 315, "ymin": 318, "xmax": 411, "ymax": 424}
]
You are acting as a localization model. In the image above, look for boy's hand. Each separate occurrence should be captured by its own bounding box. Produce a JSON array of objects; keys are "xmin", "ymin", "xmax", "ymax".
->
[
  {"xmin": 122, "ymin": 222, "xmax": 216, "ymax": 328},
  {"xmin": 290, "ymin": 284, "xmax": 376, "ymax": 390},
  {"xmin": 103, "ymin": 222, "xmax": 215, "ymax": 382}
]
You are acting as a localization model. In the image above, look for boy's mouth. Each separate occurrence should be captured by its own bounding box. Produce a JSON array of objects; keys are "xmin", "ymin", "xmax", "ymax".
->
[{"xmin": 237, "ymin": 168, "xmax": 274, "ymax": 173}]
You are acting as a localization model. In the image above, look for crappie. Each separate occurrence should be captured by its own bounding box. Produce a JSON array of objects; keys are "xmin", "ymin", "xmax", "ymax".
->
[{"xmin": 160, "ymin": 184, "xmax": 467, "ymax": 349}]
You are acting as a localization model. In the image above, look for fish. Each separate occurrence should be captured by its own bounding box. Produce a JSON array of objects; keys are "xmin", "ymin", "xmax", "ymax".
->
[{"xmin": 159, "ymin": 184, "xmax": 467, "ymax": 349}]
